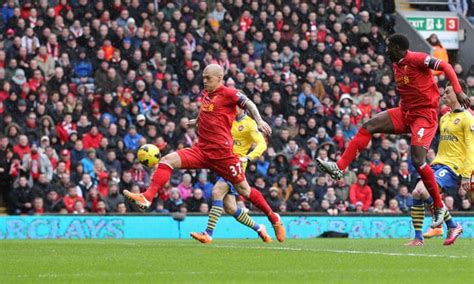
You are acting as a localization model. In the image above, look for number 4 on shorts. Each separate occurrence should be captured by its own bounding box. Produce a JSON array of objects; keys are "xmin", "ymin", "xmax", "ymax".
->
[{"xmin": 417, "ymin": 128, "xmax": 425, "ymax": 138}]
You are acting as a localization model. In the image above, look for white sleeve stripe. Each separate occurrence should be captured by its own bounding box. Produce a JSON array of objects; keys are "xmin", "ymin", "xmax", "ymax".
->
[{"xmin": 434, "ymin": 59, "xmax": 441, "ymax": 70}]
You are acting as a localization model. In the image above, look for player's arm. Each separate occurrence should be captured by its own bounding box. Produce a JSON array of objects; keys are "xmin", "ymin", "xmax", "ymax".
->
[
  {"xmin": 245, "ymin": 123, "xmax": 267, "ymax": 162},
  {"xmin": 424, "ymin": 55, "xmax": 470, "ymax": 109},
  {"xmin": 236, "ymin": 92, "xmax": 272, "ymax": 137},
  {"xmin": 460, "ymin": 116, "xmax": 474, "ymax": 191}
]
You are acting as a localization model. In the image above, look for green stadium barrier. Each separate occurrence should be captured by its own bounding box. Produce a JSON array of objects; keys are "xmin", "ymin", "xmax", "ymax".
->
[{"xmin": 0, "ymin": 215, "xmax": 472, "ymax": 239}]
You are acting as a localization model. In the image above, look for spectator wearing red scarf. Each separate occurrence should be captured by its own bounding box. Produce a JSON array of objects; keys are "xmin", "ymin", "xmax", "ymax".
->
[
  {"xmin": 370, "ymin": 152, "xmax": 384, "ymax": 176},
  {"xmin": 290, "ymin": 149, "xmax": 311, "ymax": 173},
  {"xmin": 86, "ymin": 187, "xmax": 103, "ymax": 213},
  {"xmin": 239, "ymin": 10, "xmax": 253, "ymax": 32},
  {"xmin": 128, "ymin": 161, "xmax": 149, "ymax": 191},
  {"xmin": 97, "ymin": 171, "xmax": 110, "ymax": 197},
  {"xmin": 54, "ymin": 0, "xmax": 72, "ymax": 16},
  {"xmin": 22, "ymin": 142, "xmax": 53, "ymax": 183},
  {"xmin": 59, "ymin": 149, "xmax": 72, "ymax": 173},
  {"xmin": 56, "ymin": 113, "xmax": 77, "ymax": 144},
  {"xmin": 13, "ymin": 135, "xmax": 31, "ymax": 160},
  {"xmin": 358, "ymin": 95, "xmax": 373, "ymax": 118}
]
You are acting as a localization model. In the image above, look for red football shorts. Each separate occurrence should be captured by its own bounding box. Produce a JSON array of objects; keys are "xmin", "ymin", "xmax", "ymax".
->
[
  {"xmin": 177, "ymin": 145, "xmax": 246, "ymax": 184},
  {"xmin": 387, "ymin": 107, "xmax": 438, "ymax": 149}
]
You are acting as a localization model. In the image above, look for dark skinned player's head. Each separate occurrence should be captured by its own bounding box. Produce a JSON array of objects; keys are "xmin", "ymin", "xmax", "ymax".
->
[{"xmin": 387, "ymin": 34, "xmax": 409, "ymax": 63}]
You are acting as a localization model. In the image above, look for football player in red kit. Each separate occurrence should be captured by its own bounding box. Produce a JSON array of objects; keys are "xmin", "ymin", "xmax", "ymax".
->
[
  {"xmin": 316, "ymin": 34, "xmax": 470, "ymax": 228},
  {"xmin": 124, "ymin": 64, "xmax": 286, "ymax": 242}
]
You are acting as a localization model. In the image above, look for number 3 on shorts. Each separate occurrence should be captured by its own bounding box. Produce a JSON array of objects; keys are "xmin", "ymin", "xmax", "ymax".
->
[{"xmin": 229, "ymin": 163, "xmax": 242, "ymax": 177}]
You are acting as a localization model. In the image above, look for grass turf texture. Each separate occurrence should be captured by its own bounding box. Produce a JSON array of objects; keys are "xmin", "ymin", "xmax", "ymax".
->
[{"xmin": 0, "ymin": 239, "xmax": 472, "ymax": 283}]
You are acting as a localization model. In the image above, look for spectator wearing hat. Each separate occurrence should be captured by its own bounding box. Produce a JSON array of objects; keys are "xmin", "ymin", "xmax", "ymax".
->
[
  {"xmin": 266, "ymin": 187, "xmax": 283, "ymax": 212},
  {"xmin": 12, "ymin": 69, "xmax": 27, "ymax": 91},
  {"xmin": 134, "ymin": 114, "xmax": 147, "ymax": 136},
  {"xmin": 349, "ymin": 174, "xmax": 372, "ymax": 212}
]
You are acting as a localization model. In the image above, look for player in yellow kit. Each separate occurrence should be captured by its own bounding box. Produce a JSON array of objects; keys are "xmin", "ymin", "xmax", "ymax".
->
[
  {"xmin": 191, "ymin": 106, "xmax": 279, "ymax": 244},
  {"xmin": 406, "ymin": 81, "xmax": 473, "ymax": 246}
]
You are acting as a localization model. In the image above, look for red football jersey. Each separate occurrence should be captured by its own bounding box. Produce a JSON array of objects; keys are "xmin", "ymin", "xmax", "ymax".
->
[
  {"xmin": 393, "ymin": 50, "xmax": 440, "ymax": 112},
  {"xmin": 197, "ymin": 85, "xmax": 247, "ymax": 157}
]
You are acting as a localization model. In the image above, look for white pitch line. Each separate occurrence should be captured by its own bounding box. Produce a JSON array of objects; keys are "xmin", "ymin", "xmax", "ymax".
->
[{"xmin": 205, "ymin": 244, "xmax": 471, "ymax": 259}]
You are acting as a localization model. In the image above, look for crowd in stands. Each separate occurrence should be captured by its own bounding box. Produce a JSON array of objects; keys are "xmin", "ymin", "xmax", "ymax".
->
[{"xmin": 0, "ymin": 0, "xmax": 472, "ymax": 216}]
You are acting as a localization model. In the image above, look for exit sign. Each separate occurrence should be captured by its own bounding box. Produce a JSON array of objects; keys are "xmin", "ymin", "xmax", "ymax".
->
[
  {"xmin": 405, "ymin": 14, "xmax": 459, "ymax": 49},
  {"xmin": 406, "ymin": 17, "xmax": 458, "ymax": 31}
]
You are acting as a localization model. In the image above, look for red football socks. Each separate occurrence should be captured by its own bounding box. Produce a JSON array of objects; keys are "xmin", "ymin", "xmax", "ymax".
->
[
  {"xmin": 336, "ymin": 127, "xmax": 372, "ymax": 171},
  {"xmin": 143, "ymin": 163, "xmax": 173, "ymax": 201},
  {"xmin": 417, "ymin": 163, "xmax": 443, "ymax": 208},
  {"xmin": 249, "ymin": 187, "xmax": 279, "ymax": 224}
]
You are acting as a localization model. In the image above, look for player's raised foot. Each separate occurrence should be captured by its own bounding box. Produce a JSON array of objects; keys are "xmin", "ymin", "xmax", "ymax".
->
[
  {"xmin": 315, "ymin": 158, "xmax": 343, "ymax": 180},
  {"xmin": 123, "ymin": 190, "xmax": 151, "ymax": 211},
  {"xmin": 443, "ymin": 224, "xmax": 463, "ymax": 246},
  {"xmin": 430, "ymin": 205, "xmax": 447, "ymax": 228},
  {"xmin": 404, "ymin": 239, "xmax": 424, "ymax": 246},
  {"xmin": 423, "ymin": 227, "xmax": 444, "ymax": 238},
  {"xmin": 271, "ymin": 213, "xmax": 286, "ymax": 242},
  {"xmin": 190, "ymin": 232, "xmax": 213, "ymax": 244},
  {"xmin": 257, "ymin": 225, "xmax": 272, "ymax": 243}
]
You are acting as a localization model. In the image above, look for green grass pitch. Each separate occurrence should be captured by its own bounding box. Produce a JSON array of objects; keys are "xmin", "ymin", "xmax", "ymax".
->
[{"xmin": 0, "ymin": 239, "xmax": 472, "ymax": 283}]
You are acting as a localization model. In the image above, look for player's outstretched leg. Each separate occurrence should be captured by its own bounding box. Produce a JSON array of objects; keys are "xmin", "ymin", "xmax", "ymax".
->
[
  {"xmin": 191, "ymin": 199, "xmax": 224, "ymax": 244},
  {"xmin": 223, "ymin": 194, "xmax": 271, "ymax": 243},
  {"xmin": 443, "ymin": 210, "xmax": 463, "ymax": 246},
  {"xmin": 405, "ymin": 197, "xmax": 425, "ymax": 246},
  {"xmin": 411, "ymin": 147, "xmax": 446, "ymax": 227},
  {"xmin": 124, "ymin": 158, "xmax": 176, "ymax": 210},
  {"xmin": 316, "ymin": 127, "xmax": 372, "ymax": 180},
  {"xmin": 316, "ymin": 112, "xmax": 395, "ymax": 180},
  {"xmin": 235, "ymin": 182, "xmax": 285, "ymax": 242},
  {"xmin": 423, "ymin": 197, "xmax": 444, "ymax": 238},
  {"xmin": 249, "ymin": 187, "xmax": 284, "ymax": 242}
]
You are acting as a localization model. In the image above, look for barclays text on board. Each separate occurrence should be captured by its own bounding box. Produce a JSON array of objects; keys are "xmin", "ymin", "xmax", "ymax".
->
[{"xmin": 0, "ymin": 216, "xmax": 472, "ymax": 240}]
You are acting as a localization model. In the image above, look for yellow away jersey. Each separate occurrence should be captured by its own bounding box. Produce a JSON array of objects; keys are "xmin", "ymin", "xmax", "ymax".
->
[
  {"xmin": 231, "ymin": 115, "xmax": 267, "ymax": 163},
  {"xmin": 432, "ymin": 110, "xmax": 474, "ymax": 178}
]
